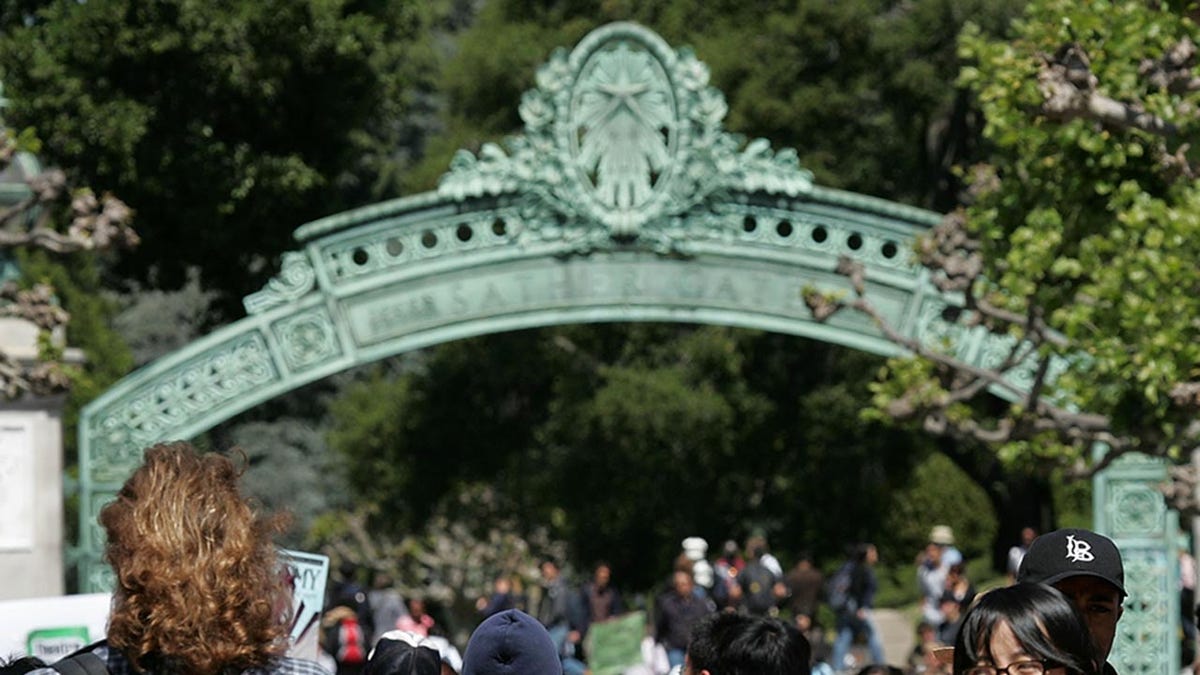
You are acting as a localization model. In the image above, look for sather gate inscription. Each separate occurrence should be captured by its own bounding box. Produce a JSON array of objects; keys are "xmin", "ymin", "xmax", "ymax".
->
[{"xmin": 75, "ymin": 23, "xmax": 1175, "ymax": 672}]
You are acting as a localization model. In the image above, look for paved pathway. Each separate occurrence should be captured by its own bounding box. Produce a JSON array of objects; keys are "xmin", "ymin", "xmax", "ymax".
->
[
  {"xmin": 875, "ymin": 608, "xmax": 915, "ymax": 667},
  {"xmin": 826, "ymin": 608, "xmax": 916, "ymax": 671}
]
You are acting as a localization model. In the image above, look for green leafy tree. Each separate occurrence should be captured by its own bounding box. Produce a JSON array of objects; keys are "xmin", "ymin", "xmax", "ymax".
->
[
  {"xmin": 327, "ymin": 325, "xmax": 952, "ymax": 589},
  {"xmin": 809, "ymin": 1, "xmax": 1200, "ymax": 482},
  {"xmin": 0, "ymin": 0, "xmax": 444, "ymax": 312},
  {"xmin": 410, "ymin": 0, "xmax": 1021, "ymax": 209}
]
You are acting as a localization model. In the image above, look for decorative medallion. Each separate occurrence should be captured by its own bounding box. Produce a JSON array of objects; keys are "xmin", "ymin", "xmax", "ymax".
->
[
  {"xmin": 274, "ymin": 309, "xmax": 340, "ymax": 373},
  {"xmin": 439, "ymin": 22, "xmax": 812, "ymax": 248}
]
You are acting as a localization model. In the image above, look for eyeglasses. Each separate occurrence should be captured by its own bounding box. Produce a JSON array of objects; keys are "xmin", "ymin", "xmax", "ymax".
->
[{"xmin": 965, "ymin": 660, "xmax": 1055, "ymax": 675}]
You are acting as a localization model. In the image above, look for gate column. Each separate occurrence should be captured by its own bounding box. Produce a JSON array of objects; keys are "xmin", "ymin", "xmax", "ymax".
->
[{"xmin": 1094, "ymin": 451, "xmax": 1179, "ymax": 675}]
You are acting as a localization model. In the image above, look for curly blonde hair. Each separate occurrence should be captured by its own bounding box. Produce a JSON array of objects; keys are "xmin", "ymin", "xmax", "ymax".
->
[{"xmin": 100, "ymin": 442, "xmax": 291, "ymax": 674}]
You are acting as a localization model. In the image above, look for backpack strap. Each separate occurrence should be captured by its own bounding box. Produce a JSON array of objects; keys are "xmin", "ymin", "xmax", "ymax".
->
[
  {"xmin": 52, "ymin": 647, "xmax": 110, "ymax": 675},
  {"xmin": 52, "ymin": 652, "xmax": 109, "ymax": 675}
]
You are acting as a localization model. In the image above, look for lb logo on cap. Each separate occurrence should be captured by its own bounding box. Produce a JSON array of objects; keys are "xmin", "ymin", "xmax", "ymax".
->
[{"xmin": 1065, "ymin": 534, "xmax": 1095, "ymax": 563}]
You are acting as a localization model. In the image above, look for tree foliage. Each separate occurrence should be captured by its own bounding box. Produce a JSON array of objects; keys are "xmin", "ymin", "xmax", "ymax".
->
[
  {"xmin": 410, "ymin": 0, "xmax": 1021, "ymax": 208},
  {"xmin": 0, "ymin": 0, "xmax": 444, "ymax": 312},
  {"xmin": 810, "ymin": 1, "xmax": 1200, "ymax": 481},
  {"xmin": 327, "ymin": 326, "xmax": 949, "ymax": 589}
]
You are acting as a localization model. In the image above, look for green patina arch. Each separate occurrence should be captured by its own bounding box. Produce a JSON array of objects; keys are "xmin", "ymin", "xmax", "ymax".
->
[{"xmin": 74, "ymin": 22, "xmax": 1176, "ymax": 673}]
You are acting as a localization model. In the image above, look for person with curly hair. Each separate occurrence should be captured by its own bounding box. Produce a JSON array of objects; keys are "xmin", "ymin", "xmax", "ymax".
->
[{"xmin": 31, "ymin": 442, "xmax": 329, "ymax": 675}]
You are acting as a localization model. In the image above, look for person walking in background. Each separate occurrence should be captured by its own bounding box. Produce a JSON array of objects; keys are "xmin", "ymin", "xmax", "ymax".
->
[
  {"xmin": 683, "ymin": 537, "xmax": 716, "ymax": 595},
  {"xmin": 1007, "ymin": 527, "xmax": 1037, "ymax": 582},
  {"xmin": 579, "ymin": 560, "xmax": 623, "ymax": 638},
  {"xmin": 746, "ymin": 534, "xmax": 785, "ymax": 578},
  {"xmin": 917, "ymin": 540, "xmax": 950, "ymax": 627},
  {"xmin": 907, "ymin": 622, "xmax": 943, "ymax": 675},
  {"xmin": 937, "ymin": 591, "xmax": 964, "ymax": 645},
  {"xmin": 369, "ymin": 572, "xmax": 409, "ymax": 645},
  {"xmin": 740, "ymin": 544, "xmax": 785, "ymax": 617},
  {"xmin": 477, "ymin": 574, "xmax": 519, "ymax": 619},
  {"xmin": 396, "ymin": 597, "xmax": 436, "ymax": 637},
  {"xmin": 657, "ymin": 570, "xmax": 716, "ymax": 669},
  {"xmin": 831, "ymin": 543, "xmax": 886, "ymax": 673},
  {"xmin": 787, "ymin": 553, "xmax": 825, "ymax": 620},
  {"xmin": 929, "ymin": 526, "xmax": 962, "ymax": 567},
  {"xmin": 945, "ymin": 563, "xmax": 976, "ymax": 610},
  {"xmin": 330, "ymin": 562, "xmax": 376, "ymax": 643},
  {"xmin": 28, "ymin": 442, "xmax": 329, "ymax": 675}
]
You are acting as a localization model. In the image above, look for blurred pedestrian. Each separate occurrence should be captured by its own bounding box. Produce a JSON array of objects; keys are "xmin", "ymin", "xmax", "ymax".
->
[{"xmin": 831, "ymin": 544, "xmax": 885, "ymax": 672}]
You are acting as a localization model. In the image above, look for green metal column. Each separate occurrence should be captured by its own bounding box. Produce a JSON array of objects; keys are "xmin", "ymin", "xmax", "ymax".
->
[{"xmin": 1094, "ymin": 451, "xmax": 1179, "ymax": 675}]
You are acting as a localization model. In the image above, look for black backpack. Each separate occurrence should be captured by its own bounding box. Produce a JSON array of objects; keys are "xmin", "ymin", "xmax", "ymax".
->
[
  {"xmin": 825, "ymin": 562, "xmax": 858, "ymax": 614},
  {"xmin": 740, "ymin": 561, "xmax": 777, "ymax": 614}
]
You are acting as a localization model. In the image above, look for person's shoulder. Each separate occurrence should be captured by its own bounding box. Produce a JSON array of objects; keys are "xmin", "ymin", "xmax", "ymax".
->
[{"xmin": 1102, "ymin": 661, "xmax": 1119, "ymax": 675}]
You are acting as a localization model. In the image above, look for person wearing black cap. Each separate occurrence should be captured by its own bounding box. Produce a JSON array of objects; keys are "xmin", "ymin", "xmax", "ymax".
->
[{"xmin": 1017, "ymin": 528, "xmax": 1126, "ymax": 675}]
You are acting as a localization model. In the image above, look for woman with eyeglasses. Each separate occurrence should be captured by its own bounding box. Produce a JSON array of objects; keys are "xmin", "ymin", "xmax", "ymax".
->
[{"xmin": 953, "ymin": 583, "xmax": 1099, "ymax": 675}]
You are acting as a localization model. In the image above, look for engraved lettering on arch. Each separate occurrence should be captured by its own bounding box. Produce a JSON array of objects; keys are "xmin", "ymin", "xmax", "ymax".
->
[
  {"xmin": 482, "ymin": 282, "xmax": 506, "ymax": 308},
  {"xmin": 450, "ymin": 282, "xmax": 469, "ymax": 314},
  {"xmin": 620, "ymin": 269, "xmax": 644, "ymax": 298},
  {"xmin": 712, "ymin": 275, "xmax": 738, "ymax": 302}
]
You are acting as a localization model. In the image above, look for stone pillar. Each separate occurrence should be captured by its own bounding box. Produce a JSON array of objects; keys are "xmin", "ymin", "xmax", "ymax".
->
[
  {"xmin": 1093, "ymin": 451, "xmax": 1179, "ymax": 675},
  {"xmin": 0, "ymin": 317, "xmax": 67, "ymax": 599}
]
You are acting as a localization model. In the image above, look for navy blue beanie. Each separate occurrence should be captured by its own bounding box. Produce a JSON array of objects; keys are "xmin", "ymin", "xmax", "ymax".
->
[{"xmin": 462, "ymin": 609, "xmax": 563, "ymax": 675}]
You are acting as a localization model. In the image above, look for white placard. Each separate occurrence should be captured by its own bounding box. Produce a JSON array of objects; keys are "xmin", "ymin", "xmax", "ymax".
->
[
  {"xmin": 279, "ymin": 548, "xmax": 329, "ymax": 661},
  {"xmin": 0, "ymin": 593, "xmax": 111, "ymax": 661},
  {"xmin": 0, "ymin": 416, "xmax": 35, "ymax": 551}
]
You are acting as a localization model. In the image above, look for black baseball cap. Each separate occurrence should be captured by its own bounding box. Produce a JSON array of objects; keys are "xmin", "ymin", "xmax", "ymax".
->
[{"xmin": 1017, "ymin": 528, "xmax": 1126, "ymax": 596}]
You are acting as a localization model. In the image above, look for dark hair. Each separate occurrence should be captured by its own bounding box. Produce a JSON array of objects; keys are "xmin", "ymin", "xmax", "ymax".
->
[
  {"xmin": 0, "ymin": 656, "xmax": 48, "ymax": 675},
  {"xmin": 953, "ymin": 584, "xmax": 1097, "ymax": 675},
  {"xmin": 688, "ymin": 612, "xmax": 811, "ymax": 675},
  {"xmin": 853, "ymin": 543, "xmax": 875, "ymax": 563},
  {"xmin": 366, "ymin": 638, "xmax": 442, "ymax": 675}
]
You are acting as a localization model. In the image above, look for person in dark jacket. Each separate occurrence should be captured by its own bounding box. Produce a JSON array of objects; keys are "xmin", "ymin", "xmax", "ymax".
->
[
  {"xmin": 656, "ymin": 570, "xmax": 716, "ymax": 669},
  {"xmin": 830, "ymin": 543, "xmax": 885, "ymax": 672},
  {"xmin": 578, "ymin": 561, "xmax": 623, "ymax": 640}
]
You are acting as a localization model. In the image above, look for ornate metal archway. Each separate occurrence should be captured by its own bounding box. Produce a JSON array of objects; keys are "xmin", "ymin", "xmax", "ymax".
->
[{"xmin": 74, "ymin": 23, "xmax": 1176, "ymax": 672}]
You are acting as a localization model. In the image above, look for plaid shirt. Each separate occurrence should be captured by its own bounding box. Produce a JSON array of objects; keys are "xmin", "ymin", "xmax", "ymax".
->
[{"xmin": 30, "ymin": 642, "xmax": 332, "ymax": 675}]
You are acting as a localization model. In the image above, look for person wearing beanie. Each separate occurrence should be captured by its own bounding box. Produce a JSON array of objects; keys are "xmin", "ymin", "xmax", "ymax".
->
[
  {"xmin": 462, "ymin": 609, "xmax": 563, "ymax": 675},
  {"xmin": 1017, "ymin": 528, "xmax": 1126, "ymax": 675}
]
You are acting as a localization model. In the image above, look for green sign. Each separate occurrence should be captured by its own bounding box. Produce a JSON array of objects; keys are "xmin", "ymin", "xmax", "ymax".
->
[
  {"xmin": 27, "ymin": 627, "xmax": 89, "ymax": 663},
  {"xmin": 585, "ymin": 611, "xmax": 646, "ymax": 675}
]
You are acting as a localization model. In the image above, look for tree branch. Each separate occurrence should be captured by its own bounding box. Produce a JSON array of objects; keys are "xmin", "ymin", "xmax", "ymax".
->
[
  {"xmin": 805, "ymin": 254, "xmax": 1167, "ymax": 477},
  {"xmin": 1039, "ymin": 44, "xmax": 1179, "ymax": 137}
]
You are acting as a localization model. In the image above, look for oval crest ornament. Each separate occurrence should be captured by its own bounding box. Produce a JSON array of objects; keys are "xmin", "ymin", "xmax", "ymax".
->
[{"xmin": 568, "ymin": 34, "xmax": 678, "ymax": 237}]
